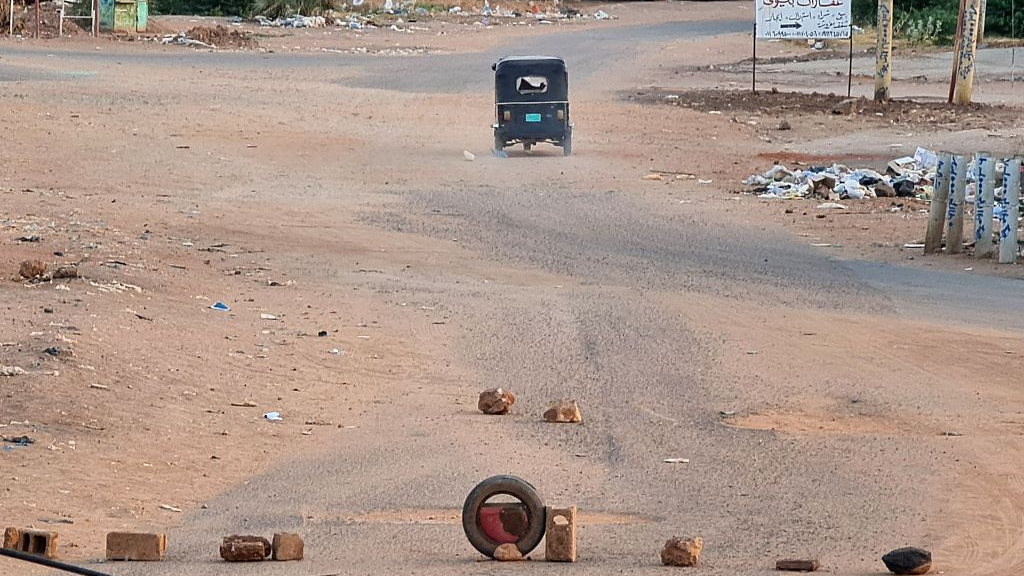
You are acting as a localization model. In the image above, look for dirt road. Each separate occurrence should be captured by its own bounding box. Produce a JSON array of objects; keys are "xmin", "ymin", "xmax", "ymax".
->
[{"xmin": 2, "ymin": 4, "xmax": 1024, "ymax": 575}]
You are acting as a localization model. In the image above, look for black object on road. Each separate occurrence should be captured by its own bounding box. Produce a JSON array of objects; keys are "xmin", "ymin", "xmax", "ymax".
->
[
  {"xmin": 0, "ymin": 547, "xmax": 114, "ymax": 576},
  {"xmin": 492, "ymin": 57, "xmax": 572, "ymax": 156}
]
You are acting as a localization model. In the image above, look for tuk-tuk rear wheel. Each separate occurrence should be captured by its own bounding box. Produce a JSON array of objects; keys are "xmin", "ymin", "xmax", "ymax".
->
[
  {"xmin": 562, "ymin": 130, "xmax": 572, "ymax": 157},
  {"xmin": 494, "ymin": 135, "xmax": 504, "ymax": 152},
  {"xmin": 523, "ymin": 143, "xmax": 532, "ymax": 152}
]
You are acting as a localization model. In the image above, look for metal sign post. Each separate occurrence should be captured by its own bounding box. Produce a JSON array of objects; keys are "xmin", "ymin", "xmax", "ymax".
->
[
  {"xmin": 848, "ymin": 33, "xmax": 853, "ymax": 97},
  {"xmin": 752, "ymin": 22, "xmax": 757, "ymax": 93}
]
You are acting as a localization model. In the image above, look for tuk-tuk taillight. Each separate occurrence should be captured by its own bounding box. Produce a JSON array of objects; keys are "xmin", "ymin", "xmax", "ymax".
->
[
  {"xmin": 557, "ymin": 109, "xmax": 564, "ymax": 121},
  {"xmin": 503, "ymin": 110, "xmax": 511, "ymax": 122}
]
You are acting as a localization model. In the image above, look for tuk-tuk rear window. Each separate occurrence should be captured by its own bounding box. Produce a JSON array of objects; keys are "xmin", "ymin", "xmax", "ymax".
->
[{"xmin": 516, "ymin": 76, "xmax": 548, "ymax": 95}]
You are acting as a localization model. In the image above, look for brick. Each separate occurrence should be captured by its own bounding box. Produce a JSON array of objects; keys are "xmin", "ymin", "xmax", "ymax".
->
[
  {"xmin": 220, "ymin": 535, "xmax": 270, "ymax": 562},
  {"xmin": 777, "ymin": 559, "xmax": 820, "ymax": 572},
  {"xmin": 544, "ymin": 506, "xmax": 577, "ymax": 562},
  {"xmin": 271, "ymin": 533, "xmax": 303, "ymax": 561},
  {"xmin": 3, "ymin": 528, "xmax": 58, "ymax": 559},
  {"xmin": 106, "ymin": 532, "xmax": 167, "ymax": 561}
]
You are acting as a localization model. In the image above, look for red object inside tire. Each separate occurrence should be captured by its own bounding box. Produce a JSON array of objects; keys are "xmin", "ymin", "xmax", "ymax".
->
[{"xmin": 479, "ymin": 504, "xmax": 528, "ymax": 544}]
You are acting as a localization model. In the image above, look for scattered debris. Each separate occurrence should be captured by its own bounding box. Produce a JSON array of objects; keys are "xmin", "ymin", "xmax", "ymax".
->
[
  {"xmin": 89, "ymin": 383, "xmax": 109, "ymax": 390},
  {"xmin": 882, "ymin": 547, "xmax": 931, "ymax": 575},
  {"xmin": 231, "ymin": 401, "xmax": 258, "ymax": 408},
  {"xmin": 463, "ymin": 150, "xmax": 476, "ymax": 162},
  {"xmin": 940, "ymin": 431, "xmax": 963, "ymax": 437},
  {"xmin": 17, "ymin": 235, "xmax": 41, "ymax": 243},
  {"xmin": 2, "ymin": 435, "xmax": 34, "ymax": 445},
  {"xmin": 543, "ymin": 400, "xmax": 582, "ymax": 423},
  {"xmin": 159, "ymin": 504, "xmax": 183, "ymax": 513},
  {"xmin": 263, "ymin": 411, "xmax": 283, "ymax": 421},
  {"xmin": 0, "ymin": 366, "xmax": 27, "ymax": 377},
  {"xmin": 19, "ymin": 260, "xmax": 47, "ymax": 279},
  {"xmin": 643, "ymin": 173, "xmax": 665, "ymax": 181},
  {"xmin": 43, "ymin": 346, "xmax": 73, "ymax": 358},
  {"xmin": 777, "ymin": 119, "xmax": 792, "ymax": 131},
  {"xmin": 478, "ymin": 388, "xmax": 516, "ymax": 415},
  {"xmin": 493, "ymin": 543, "xmax": 524, "ymax": 562},
  {"xmin": 663, "ymin": 458, "xmax": 689, "ymax": 464},
  {"xmin": 210, "ymin": 301, "xmax": 231, "ymax": 312},
  {"xmin": 661, "ymin": 536, "xmax": 703, "ymax": 567},
  {"xmin": 260, "ymin": 313, "xmax": 278, "ymax": 320},
  {"xmin": 162, "ymin": 26, "xmax": 259, "ymax": 50},
  {"xmin": 816, "ymin": 202, "xmax": 847, "ymax": 210}
]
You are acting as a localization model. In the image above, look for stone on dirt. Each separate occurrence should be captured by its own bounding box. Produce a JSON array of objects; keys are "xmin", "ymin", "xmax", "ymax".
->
[
  {"xmin": 543, "ymin": 400, "xmax": 582, "ymax": 423},
  {"xmin": 271, "ymin": 533, "xmax": 303, "ymax": 561},
  {"xmin": 874, "ymin": 180, "xmax": 896, "ymax": 197},
  {"xmin": 478, "ymin": 388, "xmax": 516, "ymax": 415},
  {"xmin": 0, "ymin": 366, "xmax": 27, "ymax": 377},
  {"xmin": 661, "ymin": 536, "xmax": 703, "ymax": 567},
  {"xmin": 220, "ymin": 535, "xmax": 271, "ymax": 562},
  {"xmin": 832, "ymin": 98, "xmax": 860, "ymax": 115},
  {"xmin": 493, "ymin": 543, "xmax": 524, "ymax": 561},
  {"xmin": 882, "ymin": 547, "xmax": 931, "ymax": 575},
  {"xmin": 51, "ymin": 265, "xmax": 79, "ymax": 279},
  {"xmin": 777, "ymin": 558, "xmax": 819, "ymax": 571},
  {"xmin": 778, "ymin": 119, "xmax": 792, "ymax": 131},
  {"xmin": 19, "ymin": 260, "xmax": 47, "ymax": 279}
]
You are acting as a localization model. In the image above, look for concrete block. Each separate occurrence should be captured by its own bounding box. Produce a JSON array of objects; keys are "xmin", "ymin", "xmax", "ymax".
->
[
  {"xmin": 106, "ymin": 532, "xmax": 167, "ymax": 561},
  {"xmin": 545, "ymin": 506, "xmax": 577, "ymax": 562},
  {"xmin": 3, "ymin": 528, "xmax": 19, "ymax": 550},
  {"xmin": 3, "ymin": 527, "xmax": 58, "ymax": 559},
  {"xmin": 272, "ymin": 533, "xmax": 303, "ymax": 561}
]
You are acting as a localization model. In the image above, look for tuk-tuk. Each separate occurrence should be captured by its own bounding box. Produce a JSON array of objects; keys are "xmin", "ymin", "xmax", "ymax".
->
[{"xmin": 492, "ymin": 56, "xmax": 572, "ymax": 156}]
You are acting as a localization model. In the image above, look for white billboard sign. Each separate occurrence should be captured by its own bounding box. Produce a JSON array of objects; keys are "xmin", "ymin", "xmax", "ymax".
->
[{"xmin": 756, "ymin": 0, "xmax": 852, "ymax": 39}]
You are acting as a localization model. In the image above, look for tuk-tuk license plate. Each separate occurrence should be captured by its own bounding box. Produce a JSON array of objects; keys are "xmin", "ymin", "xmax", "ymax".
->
[{"xmin": 525, "ymin": 114, "xmax": 542, "ymax": 123}]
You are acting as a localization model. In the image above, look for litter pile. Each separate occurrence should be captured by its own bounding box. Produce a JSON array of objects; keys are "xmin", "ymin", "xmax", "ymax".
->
[
  {"xmin": 251, "ymin": 1, "xmax": 613, "ymax": 30},
  {"xmin": 745, "ymin": 148, "xmax": 939, "ymax": 201},
  {"xmin": 255, "ymin": 14, "xmax": 329, "ymax": 27},
  {"xmin": 160, "ymin": 25, "xmax": 259, "ymax": 49}
]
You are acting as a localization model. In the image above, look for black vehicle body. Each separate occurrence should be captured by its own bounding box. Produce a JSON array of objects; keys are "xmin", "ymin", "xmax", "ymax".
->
[{"xmin": 492, "ymin": 56, "xmax": 572, "ymax": 156}]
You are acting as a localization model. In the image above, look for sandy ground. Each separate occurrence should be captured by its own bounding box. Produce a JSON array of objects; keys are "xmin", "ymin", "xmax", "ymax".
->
[{"xmin": 2, "ymin": 3, "xmax": 1024, "ymax": 575}]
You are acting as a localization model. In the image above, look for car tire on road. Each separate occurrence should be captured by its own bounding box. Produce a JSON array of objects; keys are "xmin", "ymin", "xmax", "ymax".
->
[{"xmin": 461, "ymin": 475, "xmax": 546, "ymax": 558}]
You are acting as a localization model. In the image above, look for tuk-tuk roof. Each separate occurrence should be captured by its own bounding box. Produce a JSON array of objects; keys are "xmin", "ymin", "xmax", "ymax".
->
[{"xmin": 493, "ymin": 56, "xmax": 567, "ymax": 74}]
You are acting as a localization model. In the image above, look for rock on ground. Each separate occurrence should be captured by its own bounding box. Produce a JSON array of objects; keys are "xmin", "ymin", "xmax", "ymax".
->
[
  {"xmin": 478, "ymin": 388, "xmax": 516, "ymax": 415},
  {"xmin": 661, "ymin": 536, "xmax": 703, "ymax": 567},
  {"xmin": 543, "ymin": 400, "xmax": 582, "ymax": 423},
  {"xmin": 493, "ymin": 543, "xmax": 524, "ymax": 561},
  {"xmin": 19, "ymin": 260, "xmax": 47, "ymax": 279},
  {"xmin": 882, "ymin": 547, "xmax": 932, "ymax": 575},
  {"xmin": 220, "ymin": 535, "xmax": 271, "ymax": 562},
  {"xmin": 777, "ymin": 558, "xmax": 820, "ymax": 571}
]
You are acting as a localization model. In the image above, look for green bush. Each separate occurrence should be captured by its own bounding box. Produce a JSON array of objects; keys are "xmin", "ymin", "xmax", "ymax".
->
[
  {"xmin": 853, "ymin": 0, "xmax": 1020, "ymax": 41},
  {"xmin": 249, "ymin": 0, "xmax": 337, "ymax": 18}
]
